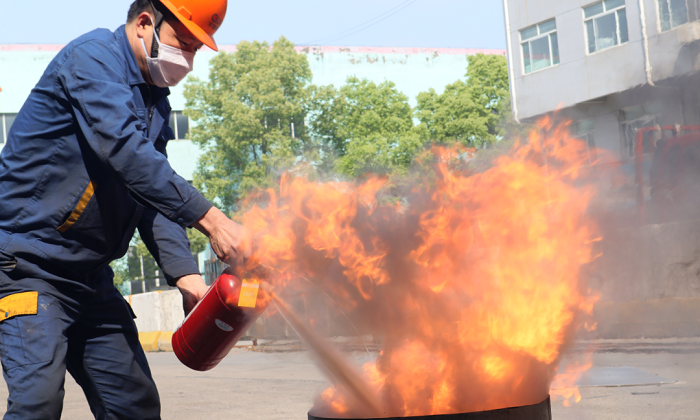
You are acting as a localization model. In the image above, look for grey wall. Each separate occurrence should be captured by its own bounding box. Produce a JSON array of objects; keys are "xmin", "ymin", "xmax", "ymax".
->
[
  {"xmin": 594, "ymin": 113, "xmax": 621, "ymax": 153},
  {"xmin": 591, "ymin": 217, "xmax": 700, "ymax": 302}
]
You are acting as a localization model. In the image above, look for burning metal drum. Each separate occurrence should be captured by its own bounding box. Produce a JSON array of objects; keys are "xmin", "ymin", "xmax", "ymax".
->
[{"xmin": 308, "ymin": 396, "xmax": 551, "ymax": 420}]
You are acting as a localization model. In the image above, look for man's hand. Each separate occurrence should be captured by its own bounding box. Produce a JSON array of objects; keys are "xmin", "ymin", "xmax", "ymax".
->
[
  {"xmin": 192, "ymin": 207, "xmax": 255, "ymax": 267},
  {"xmin": 175, "ymin": 274, "xmax": 209, "ymax": 315}
]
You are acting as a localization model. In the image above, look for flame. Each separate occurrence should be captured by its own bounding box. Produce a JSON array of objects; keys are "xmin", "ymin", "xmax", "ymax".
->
[
  {"xmin": 551, "ymin": 358, "xmax": 593, "ymax": 407},
  {"xmin": 320, "ymin": 387, "xmax": 350, "ymax": 415},
  {"xmin": 241, "ymin": 117, "xmax": 602, "ymax": 416}
]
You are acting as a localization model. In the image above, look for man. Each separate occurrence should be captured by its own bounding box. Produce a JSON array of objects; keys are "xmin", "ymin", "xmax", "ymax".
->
[{"xmin": 0, "ymin": 0, "xmax": 253, "ymax": 418}]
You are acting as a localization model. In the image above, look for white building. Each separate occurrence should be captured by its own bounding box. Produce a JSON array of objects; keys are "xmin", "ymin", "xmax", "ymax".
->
[{"xmin": 503, "ymin": 0, "xmax": 700, "ymax": 160}]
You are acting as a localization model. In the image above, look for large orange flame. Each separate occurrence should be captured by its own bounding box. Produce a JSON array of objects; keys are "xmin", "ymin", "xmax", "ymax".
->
[{"xmin": 240, "ymin": 117, "xmax": 601, "ymax": 417}]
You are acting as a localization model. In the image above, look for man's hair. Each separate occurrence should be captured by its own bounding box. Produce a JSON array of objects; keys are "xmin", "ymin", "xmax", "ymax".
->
[
  {"xmin": 127, "ymin": 0, "xmax": 154, "ymax": 23},
  {"xmin": 127, "ymin": 0, "xmax": 175, "ymax": 24}
]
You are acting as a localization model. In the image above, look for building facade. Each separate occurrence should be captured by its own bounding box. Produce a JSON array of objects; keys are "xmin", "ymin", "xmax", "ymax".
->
[{"xmin": 503, "ymin": 0, "xmax": 700, "ymax": 160}]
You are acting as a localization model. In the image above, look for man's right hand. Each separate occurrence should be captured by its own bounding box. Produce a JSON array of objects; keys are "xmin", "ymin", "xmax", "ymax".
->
[{"xmin": 192, "ymin": 207, "xmax": 255, "ymax": 267}]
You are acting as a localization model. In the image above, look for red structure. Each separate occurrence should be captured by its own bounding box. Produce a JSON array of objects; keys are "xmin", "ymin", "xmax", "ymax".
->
[{"xmin": 635, "ymin": 125, "xmax": 700, "ymax": 223}]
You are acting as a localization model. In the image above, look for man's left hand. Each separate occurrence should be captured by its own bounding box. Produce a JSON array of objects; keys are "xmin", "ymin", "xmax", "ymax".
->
[{"xmin": 175, "ymin": 274, "xmax": 209, "ymax": 315}]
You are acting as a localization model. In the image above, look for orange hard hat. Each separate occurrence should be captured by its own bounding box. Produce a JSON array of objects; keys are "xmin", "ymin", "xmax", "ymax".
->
[{"xmin": 158, "ymin": 0, "xmax": 227, "ymax": 51}]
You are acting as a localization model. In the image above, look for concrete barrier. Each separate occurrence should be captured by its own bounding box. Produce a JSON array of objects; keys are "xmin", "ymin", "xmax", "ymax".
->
[
  {"xmin": 158, "ymin": 331, "xmax": 175, "ymax": 352},
  {"xmin": 127, "ymin": 281, "xmax": 700, "ymax": 350},
  {"xmin": 138, "ymin": 331, "xmax": 161, "ymax": 352},
  {"xmin": 127, "ymin": 290, "xmax": 184, "ymax": 352}
]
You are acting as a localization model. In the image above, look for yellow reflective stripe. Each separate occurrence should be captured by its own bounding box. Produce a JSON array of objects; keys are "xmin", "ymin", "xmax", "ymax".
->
[
  {"xmin": 57, "ymin": 181, "xmax": 96, "ymax": 233},
  {"xmin": 0, "ymin": 291, "xmax": 38, "ymax": 322}
]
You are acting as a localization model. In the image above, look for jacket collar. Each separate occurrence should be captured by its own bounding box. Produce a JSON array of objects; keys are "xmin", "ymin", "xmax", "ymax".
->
[{"xmin": 114, "ymin": 25, "xmax": 170, "ymax": 101}]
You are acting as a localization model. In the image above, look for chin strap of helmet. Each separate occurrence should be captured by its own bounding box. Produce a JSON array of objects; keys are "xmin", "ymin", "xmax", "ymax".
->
[{"xmin": 148, "ymin": 0, "xmax": 166, "ymax": 58}]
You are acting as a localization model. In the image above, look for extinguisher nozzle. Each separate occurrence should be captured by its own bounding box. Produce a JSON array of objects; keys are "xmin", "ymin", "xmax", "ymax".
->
[{"xmin": 259, "ymin": 281, "xmax": 275, "ymax": 294}]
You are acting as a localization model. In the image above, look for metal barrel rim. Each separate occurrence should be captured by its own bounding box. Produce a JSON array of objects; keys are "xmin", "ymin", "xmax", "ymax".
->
[{"xmin": 307, "ymin": 395, "xmax": 552, "ymax": 420}]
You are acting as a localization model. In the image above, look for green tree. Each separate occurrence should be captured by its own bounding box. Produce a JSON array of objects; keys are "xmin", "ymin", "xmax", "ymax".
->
[
  {"xmin": 416, "ymin": 53, "xmax": 510, "ymax": 148},
  {"xmin": 127, "ymin": 233, "xmax": 157, "ymax": 283},
  {"xmin": 184, "ymin": 36, "xmax": 312, "ymax": 211},
  {"xmin": 110, "ymin": 229, "xmax": 206, "ymax": 296},
  {"xmin": 308, "ymin": 77, "xmax": 424, "ymax": 178},
  {"xmin": 110, "ymin": 255, "xmax": 131, "ymax": 295},
  {"xmin": 108, "ymin": 233, "xmax": 155, "ymax": 296},
  {"xmin": 187, "ymin": 228, "xmax": 208, "ymax": 258}
]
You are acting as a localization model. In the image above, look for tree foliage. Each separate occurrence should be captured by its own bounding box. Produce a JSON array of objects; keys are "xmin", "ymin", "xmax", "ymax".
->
[
  {"xmin": 185, "ymin": 44, "xmax": 513, "ymax": 207},
  {"xmin": 308, "ymin": 77, "xmax": 424, "ymax": 178},
  {"xmin": 110, "ymin": 256, "xmax": 131, "ymax": 295},
  {"xmin": 110, "ymin": 229, "xmax": 205, "ymax": 295},
  {"xmin": 108, "ymin": 233, "xmax": 154, "ymax": 295},
  {"xmin": 416, "ymin": 53, "xmax": 510, "ymax": 148},
  {"xmin": 187, "ymin": 228, "xmax": 208, "ymax": 256},
  {"xmin": 184, "ymin": 36, "xmax": 312, "ymax": 211}
]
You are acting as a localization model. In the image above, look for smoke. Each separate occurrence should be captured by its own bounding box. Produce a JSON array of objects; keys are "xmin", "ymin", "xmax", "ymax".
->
[
  {"xmin": 559, "ymin": 93, "xmax": 700, "ymax": 342},
  {"xmin": 240, "ymin": 117, "xmax": 605, "ymax": 417}
]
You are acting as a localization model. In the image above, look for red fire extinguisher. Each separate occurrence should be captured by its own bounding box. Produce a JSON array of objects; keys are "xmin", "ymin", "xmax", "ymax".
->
[{"xmin": 172, "ymin": 267, "xmax": 269, "ymax": 371}]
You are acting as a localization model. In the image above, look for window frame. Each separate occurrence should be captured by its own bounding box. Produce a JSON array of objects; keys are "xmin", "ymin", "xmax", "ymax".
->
[
  {"xmin": 657, "ymin": 0, "xmax": 690, "ymax": 32},
  {"xmin": 0, "ymin": 112, "xmax": 191, "ymax": 145},
  {"xmin": 169, "ymin": 111, "xmax": 190, "ymax": 140},
  {"xmin": 0, "ymin": 113, "xmax": 19, "ymax": 145},
  {"xmin": 519, "ymin": 18, "xmax": 560, "ymax": 76},
  {"xmin": 583, "ymin": 0, "xmax": 629, "ymax": 55},
  {"xmin": 571, "ymin": 119, "xmax": 597, "ymax": 164}
]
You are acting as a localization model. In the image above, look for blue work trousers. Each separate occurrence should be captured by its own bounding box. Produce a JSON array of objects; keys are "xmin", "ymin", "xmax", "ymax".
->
[{"xmin": 0, "ymin": 271, "xmax": 161, "ymax": 420}]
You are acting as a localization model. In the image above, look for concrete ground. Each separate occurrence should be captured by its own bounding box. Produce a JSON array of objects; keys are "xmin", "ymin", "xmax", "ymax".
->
[
  {"xmin": 0, "ymin": 340, "xmax": 698, "ymax": 419},
  {"xmin": 556, "ymin": 351, "xmax": 700, "ymax": 420}
]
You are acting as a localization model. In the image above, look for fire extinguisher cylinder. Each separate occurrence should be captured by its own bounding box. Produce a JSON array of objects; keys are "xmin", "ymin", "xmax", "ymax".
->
[{"xmin": 172, "ymin": 267, "xmax": 269, "ymax": 371}]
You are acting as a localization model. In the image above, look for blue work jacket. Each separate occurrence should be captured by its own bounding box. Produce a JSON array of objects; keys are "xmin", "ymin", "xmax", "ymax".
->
[{"xmin": 0, "ymin": 26, "xmax": 212, "ymax": 292}]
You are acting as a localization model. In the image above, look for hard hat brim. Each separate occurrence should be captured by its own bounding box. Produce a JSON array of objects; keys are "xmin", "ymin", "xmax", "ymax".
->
[{"xmin": 159, "ymin": 0, "xmax": 219, "ymax": 52}]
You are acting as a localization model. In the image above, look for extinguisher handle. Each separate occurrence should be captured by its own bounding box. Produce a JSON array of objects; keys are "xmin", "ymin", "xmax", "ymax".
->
[
  {"xmin": 249, "ymin": 263, "xmax": 271, "ymax": 280},
  {"xmin": 230, "ymin": 262, "xmax": 271, "ymax": 281}
]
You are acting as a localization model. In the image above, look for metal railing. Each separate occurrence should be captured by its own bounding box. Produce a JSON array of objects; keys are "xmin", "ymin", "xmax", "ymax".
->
[{"xmin": 635, "ymin": 125, "xmax": 700, "ymax": 223}]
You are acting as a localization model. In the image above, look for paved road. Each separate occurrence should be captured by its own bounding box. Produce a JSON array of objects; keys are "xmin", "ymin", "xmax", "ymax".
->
[
  {"xmin": 0, "ymin": 341, "xmax": 698, "ymax": 419},
  {"xmin": 557, "ymin": 351, "xmax": 700, "ymax": 420}
]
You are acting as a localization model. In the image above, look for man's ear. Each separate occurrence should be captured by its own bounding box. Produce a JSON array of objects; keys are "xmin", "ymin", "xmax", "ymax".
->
[{"xmin": 135, "ymin": 12, "xmax": 154, "ymax": 40}]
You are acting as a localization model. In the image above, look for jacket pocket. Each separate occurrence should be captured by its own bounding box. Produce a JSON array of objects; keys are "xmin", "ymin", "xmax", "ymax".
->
[
  {"xmin": 0, "ymin": 292, "xmax": 52, "ymax": 370},
  {"xmin": 0, "ymin": 292, "xmax": 38, "ymax": 322},
  {"xmin": 57, "ymin": 181, "xmax": 97, "ymax": 233}
]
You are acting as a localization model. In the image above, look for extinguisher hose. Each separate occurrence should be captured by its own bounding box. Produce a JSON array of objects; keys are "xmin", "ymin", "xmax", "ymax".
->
[
  {"xmin": 260, "ymin": 265, "xmax": 373, "ymax": 362},
  {"xmin": 268, "ymin": 290, "xmax": 384, "ymax": 418}
]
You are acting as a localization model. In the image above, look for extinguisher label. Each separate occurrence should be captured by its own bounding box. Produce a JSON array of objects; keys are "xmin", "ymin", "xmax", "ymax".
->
[
  {"xmin": 238, "ymin": 280, "xmax": 260, "ymax": 308},
  {"xmin": 215, "ymin": 319, "xmax": 234, "ymax": 331}
]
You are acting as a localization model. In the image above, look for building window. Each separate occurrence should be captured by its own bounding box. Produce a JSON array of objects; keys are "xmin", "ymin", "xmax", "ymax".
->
[
  {"xmin": 0, "ymin": 113, "xmax": 18, "ymax": 145},
  {"xmin": 168, "ymin": 111, "xmax": 190, "ymax": 139},
  {"xmin": 659, "ymin": 0, "xmax": 689, "ymax": 31},
  {"xmin": 621, "ymin": 104, "xmax": 662, "ymax": 157},
  {"xmin": 584, "ymin": 0, "xmax": 629, "ymax": 54},
  {"xmin": 520, "ymin": 19, "xmax": 560, "ymax": 74},
  {"xmin": 572, "ymin": 119, "xmax": 597, "ymax": 163}
]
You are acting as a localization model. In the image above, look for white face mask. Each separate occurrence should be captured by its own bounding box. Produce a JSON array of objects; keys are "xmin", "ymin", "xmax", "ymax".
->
[{"xmin": 139, "ymin": 20, "xmax": 194, "ymax": 88}]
